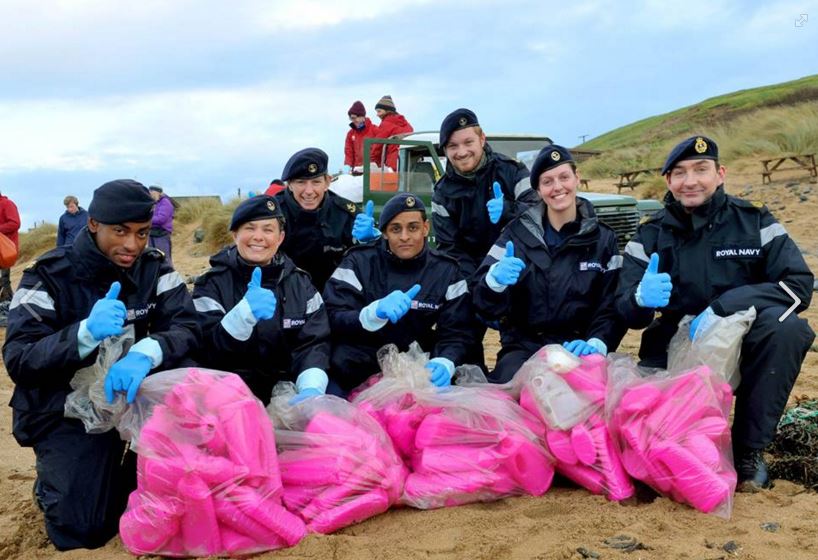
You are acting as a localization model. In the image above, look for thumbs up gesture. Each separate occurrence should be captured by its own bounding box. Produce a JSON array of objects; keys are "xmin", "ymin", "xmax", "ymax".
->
[
  {"xmin": 489, "ymin": 241, "xmax": 526, "ymax": 286},
  {"xmin": 86, "ymin": 281, "xmax": 127, "ymax": 341},
  {"xmin": 635, "ymin": 252, "xmax": 673, "ymax": 308},
  {"xmin": 375, "ymin": 284, "xmax": 421, "ymax": 324},
  {"xmin": 486, "ymin": 181, "xmax": 505, "ymax": 224},
  {"xmin": 352, "ymin": 200, "xmax": 380, "ymax": 242},
  {"xmin": 244, "ymin": 267, "xmax": 277, "ymax": 320}
]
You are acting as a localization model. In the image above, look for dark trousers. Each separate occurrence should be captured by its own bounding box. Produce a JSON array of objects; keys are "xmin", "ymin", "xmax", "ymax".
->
[
  {"xmin": 24, "ymin": 415, "xmax": 136, "ymax": 550},
  {"xmin": 488, "ymin": 339, "xmax": 543, "ymax": 384},
  {"xmin": 149, "ymin": 234, "xmax": 172, "ymax": 267},
  {"xmin": 731, "ymin": 307, "xmax": 815, "ymax": 448},
  {"xmin": 0, "ymin": 267, "xmax": 12, "ymax": 301}
]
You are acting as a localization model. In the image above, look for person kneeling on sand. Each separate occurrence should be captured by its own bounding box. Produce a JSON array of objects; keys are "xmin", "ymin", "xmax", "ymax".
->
[
  {"xmin": 2, "ymin": 180, "xmax": 200, "ymax": 550},
  {"xmin": 615, "ymin": 135, "xmax": 815, "ymax": 492}
]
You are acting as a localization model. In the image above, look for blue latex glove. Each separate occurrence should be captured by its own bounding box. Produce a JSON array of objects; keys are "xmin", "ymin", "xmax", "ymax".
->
[
  {"xmin": 375, "ymin": 284, "xmax": 421, "ymax": 324},
  {"xmin": 689, "ymin": 307, "xmax": 714, "ymax": 340},
  {"xmin": 342, "ymin": 165, "xmax": 352, "ymax": 174},
  {"xmin": 104, "ymin": 351, "xmax": 152, "ymax": 403},
  {"xmin": 352, "ymin": 200, "xmax": 380, "ymax": 242},
  {"xmin": 489, "ymin": 241, "xmax": 526, "ymax": 286},
  {"xmin": 635, "ymin": 253, "xmax": 673, "ymax": 308},
  {"xmin": 87, "ymin": 282, "xmax": 126, "ymax": 341},
  {"xmin": 245, "ymin": 267, "xmax": 277, "ymax": 320},
  {"xmin": 562, "ymin": 339, "xmax": 600, "ymax": 357},
  {"xmin": 486, "ymin": 181, "xmax": 504, "ymax": 224},
  {"xmin": 425, "ymin": 360, "xmax": 453, "ymax": 387},
  {"xmin": 289, "ymin": 387, "xmax": 323, "ymax": 405}
]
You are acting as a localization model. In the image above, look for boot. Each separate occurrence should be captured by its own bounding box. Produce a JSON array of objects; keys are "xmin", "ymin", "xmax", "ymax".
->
[{"xmin": 734, "ymin": 446, "xmax": 773, "ymax": 492}]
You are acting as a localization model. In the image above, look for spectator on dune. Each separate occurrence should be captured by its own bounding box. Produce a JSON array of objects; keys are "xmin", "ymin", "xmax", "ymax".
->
[
  {"xmin": 370, "ymin": 95, "xmax": 413, "ymax": 171},
  {"xmin": 57, "ymin": 196, "xmax": 89, "ymax": 247},
  {"xmin": 148, "ymin": 186, "xmax": 175, "ymax": 266},
  {"xmin": 344, "ymin": 100, "xmax": 378, "ymax": 174},
  {"xmin": 0, "ymin": 190, "xmax": 20, "ymax": 302}
]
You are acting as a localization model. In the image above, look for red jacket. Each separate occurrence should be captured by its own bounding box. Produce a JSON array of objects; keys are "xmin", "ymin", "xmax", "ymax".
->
[
  {"xmin": 0, "ymin": 195, "xmax": 20, "ymax": 248},
  {"xmin": 370, "ymin": 113, "xmax": 414, "ymax": 171},
  {"xmin": 344, "ymin": 118, "xmax": 379, "ymax": 168}
]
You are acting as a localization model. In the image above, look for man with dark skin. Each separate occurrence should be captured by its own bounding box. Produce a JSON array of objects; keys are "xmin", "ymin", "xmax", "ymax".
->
[{"xmin": 3, "ymin": 179, "xmax": 200, "ymax": 550}]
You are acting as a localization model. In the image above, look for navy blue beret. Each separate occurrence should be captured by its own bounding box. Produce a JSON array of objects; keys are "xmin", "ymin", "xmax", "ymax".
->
[
  {"xmin": 530, "ymin": 144, "xmax": 575, "ymax": 187},
  {"xmin": 88, "ymin": 179, "xmax": 154, "ymax": 224},
  {"xmin": 281, "ymin": 148, "xmax": 329, "ymax": 182},
  {"xmin": 661, "ymin": 135, "xmax": 719, "ymax": 175},
  {"xmin": 439, "ymin": 108, "xmax": 479, "ymax": 147},
  {"xmin": 230, "ymin": 195, "xmax": 284, "ymax": 231},
  {"xmin": 379, "ymin": 193, "xmax": 427, "ymax": 230}
]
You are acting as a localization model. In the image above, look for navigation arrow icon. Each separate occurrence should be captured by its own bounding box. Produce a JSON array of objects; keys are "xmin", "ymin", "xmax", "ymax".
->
[{"xmin": 778, "ymin": 281, "xmax": 801, "ymax": 322}]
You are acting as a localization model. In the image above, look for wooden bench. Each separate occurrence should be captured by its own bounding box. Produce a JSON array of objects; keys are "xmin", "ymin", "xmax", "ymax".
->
[
  {"xmin": 614, "ymin": 167, "xmax": 662, "ymax": 193},
  {"xmin": 761, "ymin": 154, "xmax": 817, "ymax": 184}
]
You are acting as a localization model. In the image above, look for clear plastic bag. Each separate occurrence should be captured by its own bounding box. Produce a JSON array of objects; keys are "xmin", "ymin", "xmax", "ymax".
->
[
  {"xmin": 64, "ymin": 326, "xmax": 135, "ymax": 433},
  {"xmin": 352, "ymin": 343, "xmax": 554, "ymax": 509},
  {"xmin": 607, "ymin": 354, "xmax": 737, "ymax": 517},
  {"xmin": 266, "ymin": 384, "xmax": 406, "ymax": 534},
  {"xmin": 116, "ymin": 367, "xmax": 305, "ymax": 557},
  {"xmin": 514, "ymin": 345, "xmax": 635, "ymax": 501},
  {"xmin": 668, "ymin": 307, "xmax": 756, "ymax": 390}
]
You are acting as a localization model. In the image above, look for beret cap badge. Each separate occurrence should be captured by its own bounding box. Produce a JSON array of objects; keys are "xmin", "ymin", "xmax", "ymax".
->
[
  {"xmin": 266, "ymin": 200, "xmax": 276, "ymax": 211},
  {"xmin": 458, "ymin": 116, "xmax": 468, "ymax": 126},
  {"xmin": 695, "ymin": 137, "xmax": 708, "ymax": 154},
  {"xmin": 307, "ymin": 163, "xmax": 318, "ymax": 173},
  {"xmin": 406, "ymin": 196, "xmax": 416, "ymax": 207},
  {"xmin": 551, "ymin": 151, "xmax": 561, "ymax": 161}
]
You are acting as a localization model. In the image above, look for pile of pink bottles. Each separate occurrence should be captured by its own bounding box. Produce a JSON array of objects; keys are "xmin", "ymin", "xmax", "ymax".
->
[
  {"xmin": 514, "ymin": 346, "xmax": 635, "ymax": 501},
  {"xmin": 352, "ymin": 344, "xmax": 555, "ymax": 509},
  {"xmin": 118, "ymin": 368, "xmax": 306, "ymax": 557},
  {"xmin": 607, "ymin": 355, "xmax": 737, "ymax": 517},
  {"xmin": 267, "ymin": 394, "xmax": 406, "ymax": 534}
]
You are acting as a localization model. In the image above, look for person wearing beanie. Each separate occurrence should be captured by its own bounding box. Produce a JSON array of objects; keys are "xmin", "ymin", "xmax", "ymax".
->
[
  {"xmin": 192, "ymin": 196, "xmax": 335, "ymax": 404},
  {"xmin": 323, "ymin": 192, "xmax": 477, "ymax": 392},
  {"xmin": 370, "ymin": 94, "xmax": 414, "ymax": 171},
  {"xmin": 148, "ymin": 185, "xmax": 175, "ymax": 266},
  {"xmin": 274, "ymin": 147, "xmax": 359, "ymax": 291},
  {"xmin": 432, "ymin": 107, "xmax": 538, "ymax": 371},
  {"xmin": 2, "ymin": 179, "xmax": 201, "ymax": 550},
  {"xmin": 615, "ymin": 135, "xmax": 815, "ymax": 492},
  {"xmin": 344, "ymin": 100, "xmax": 379, "ymax": 173},
  {"xmin": 57, "ymin": 195, "xmax": 89, "ymax": 247},
  {"xmin": 473, "ymin": 144, "xmax": 626, "ymax": 384}
]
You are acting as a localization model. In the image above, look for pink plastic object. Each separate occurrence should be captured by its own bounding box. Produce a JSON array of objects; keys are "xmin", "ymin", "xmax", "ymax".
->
[
  {"xmin": 271, "ymin": 396, "xmax": 406, "ymax": 534},
  {"xmin": 608, "ymin": 365, "xmax": 737, "ymax": 516},
  {"xmin": 119, "ymin": 368, "xmax": 304, "ymax": 557},
  {"xmin": 519, "ymin": 354, "xmax": 635, "ymax": 501}
]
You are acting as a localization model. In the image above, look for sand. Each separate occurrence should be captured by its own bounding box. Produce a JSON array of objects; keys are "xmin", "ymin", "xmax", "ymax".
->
[{"xmin": 1, "ymin": 165, "xmax": 817, "ymax": 559}]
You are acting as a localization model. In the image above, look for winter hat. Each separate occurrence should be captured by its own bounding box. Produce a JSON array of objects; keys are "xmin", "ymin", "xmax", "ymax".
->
[
  {"xmin": 348, "ymin": 100, "xmax": 366, "ymax": 117},
  {"xmin": 375, "ymin": 95, "xmax": 396, "ymax": 112}
]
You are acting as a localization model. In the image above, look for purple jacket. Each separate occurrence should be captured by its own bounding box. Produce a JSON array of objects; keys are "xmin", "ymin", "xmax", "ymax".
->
[{"xmin": 152, "ymin": 195, "xmax": 174, "ymax": 234}]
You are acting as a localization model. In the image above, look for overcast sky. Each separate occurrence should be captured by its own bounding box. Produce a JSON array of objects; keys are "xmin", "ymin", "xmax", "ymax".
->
[{"xmin": 1, "ymin": 0, "xmax": 816, "ymax": 228}]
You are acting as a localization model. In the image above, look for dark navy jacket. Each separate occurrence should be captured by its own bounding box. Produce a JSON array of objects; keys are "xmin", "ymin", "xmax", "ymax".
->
[
  {"xmin": 322, "ymin": 239, "xmax": 476, "ymax": 390},
  {"xmin": 57, "ymin": 209, "xmax": 89, "ymax": 246},
  {"xmin": 192, "ymin": 246, "xmax": 330, "ymax": 403},
  {"xmin": 432, "ymin": 144, "xmax": 537, "ymax": 283},
  {"xmin": 2, "ymin": 230, "xmax": 201, "ymax": 444},
  {"xmin": 473, "ymin": 198, "xmax": 626, "ymax": 352},
  {"xmin": 274, "ymin": 188, "xmax": 359, "ymax": 292},
  {"xmin": 616, "ymin": 186, "xmax": 814, "ymax": 365}
]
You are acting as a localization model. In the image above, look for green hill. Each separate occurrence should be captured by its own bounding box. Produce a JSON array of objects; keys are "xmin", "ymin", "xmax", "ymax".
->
[{"xmin": 579, "ymin": 74, "xmax": 818, "ymax": 178}]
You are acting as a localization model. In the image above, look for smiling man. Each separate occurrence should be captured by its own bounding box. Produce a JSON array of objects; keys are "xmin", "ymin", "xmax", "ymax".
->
[
  {"xmin": 274, "ymin": 147, "xmax": 359, "ymax": 291},
  {"xmin": 2, "ymin": 179, "xmax": 200, "ymax": 550},
  {"xmin": 323, "ymin": 193, "xmax": 476, "ymax": 392},
  {"xmin": 615, "ymin": 135, "xmax": 815, "ymax": 492}
]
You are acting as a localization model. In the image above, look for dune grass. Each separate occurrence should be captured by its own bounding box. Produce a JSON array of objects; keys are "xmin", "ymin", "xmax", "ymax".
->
[
  {"xmin": 202, "ymin": 198, "xmax": 241, "ymax": 253},
  {"xmin": 580, "ymin": 100, "xmax": 818, "ymax": 180},
  {"xmin": 18, "ymin": 223, "xmax": 58, "ymax": 263}
]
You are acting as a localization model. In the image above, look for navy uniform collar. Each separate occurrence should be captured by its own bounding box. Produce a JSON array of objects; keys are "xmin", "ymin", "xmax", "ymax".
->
[{"xmin": 663, "ymin": 185, "xmax": 727, "ymax": 231}]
